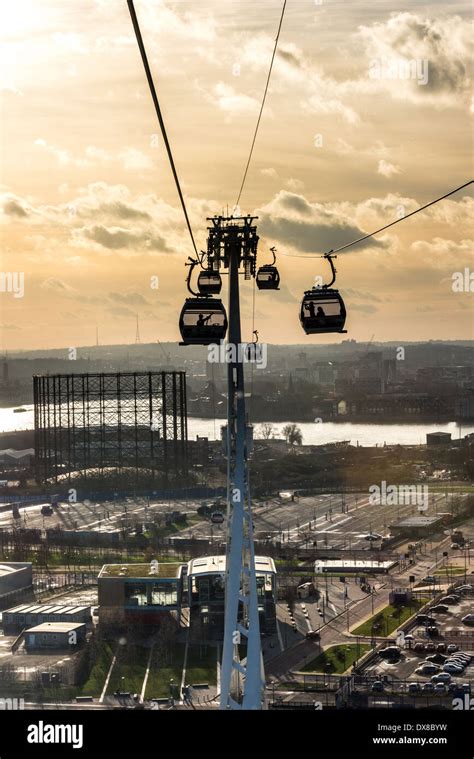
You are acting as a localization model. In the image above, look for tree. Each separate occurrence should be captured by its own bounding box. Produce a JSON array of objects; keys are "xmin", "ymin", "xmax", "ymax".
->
[
  {"xmin": 258, "ymin": 423, "xmax": 275, "ymax": 440},
  {"xmin": 282, "ymin": 423, "xmax": 303, "ymax": 446}
]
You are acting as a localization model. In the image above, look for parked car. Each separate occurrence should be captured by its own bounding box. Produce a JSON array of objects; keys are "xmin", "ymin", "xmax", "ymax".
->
[
  {"xmin": 456, "ymin": 585, "xmax": 473, "ymax": 593},
  {"xmin": 414, "ymin": 642, "xmax": 425, "ymax": 653},
  {"xmin": 436, "ymin": 643, "xmax": 447, "ymax": 653},
  {"xmin": 305, "ymin": 630, "xmax": 320, "ymax": 640},
  {"xmin": 408, "ymin": 683, "xmax": 421, "ymax": 694},
  {"xmin": 431, "ymin": 605, "xmax": 450, "ymax": 614},
  {"xmin": 422, "ymin": 682, "xmax": 434, "ymax": 693},
  {"xmin": 438, "ymin": 595, "xmax": 459, "ymax": 605},
  {"xmin": 451, "ymin": 543, "xmax": 461, "ymax": 550},
  {"xmin": 434, "ymin": 683, "xmax": 447, "ymax": 693},
  {"xmin": 462, "ymin": 614, "xmax": 474, "ymax": 626},
  {"xmin": 431, "ymin": 673, "xmax": 452, "ymax": 683},
  {"xmin": 371, "ymin": 681, "xmax": 384, "ymax": 692},
  {"xmin": 416, "ymin": 615, "xmax": 436, "ymax": 625},
  {"xmin": 416, "ymin": 663, "xmax": 440, "ymax": 675},
  {"xmin": 426, "ymin": 626, "xmax": 439, "ymax": 637},
  {"xmin": 443, "ymin": 663, "xmax": 464, "ymax": 674},
  {"xmin": 425, "ymin": 642, "xmax": 436, "ymax": 652},
  {"xmin": 447, "ymin": 644, "xmax": 459, "ymax": 653},
  {"xmin": 422, "ymin": 576, "xmax": 436, "ymax": 584}
]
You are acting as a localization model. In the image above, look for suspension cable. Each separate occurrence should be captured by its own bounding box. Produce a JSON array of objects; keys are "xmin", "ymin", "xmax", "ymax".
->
[
  {"xmin": 278, "ymin": 179, "xmax": 473, "ymax": 258},
  {"xmin": 127, "ymin": 0, "xmax": 199, "ymax": 258},
  {"xmin": 234, "ymin": 0, "xmax": 287, "ymax": 212}
]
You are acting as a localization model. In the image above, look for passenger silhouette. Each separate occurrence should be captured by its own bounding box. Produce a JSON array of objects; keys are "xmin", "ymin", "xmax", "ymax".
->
[
  {"xmin": 306, "ymin": 301, "xmax": 316, "ymax": 319},
  {"xmin": 316, "ymin": 306, "xmax": 326, "ymax": 319},
  {"xmin": 196, "ymin": 313, "xmax": 211, "ymax": 328}
]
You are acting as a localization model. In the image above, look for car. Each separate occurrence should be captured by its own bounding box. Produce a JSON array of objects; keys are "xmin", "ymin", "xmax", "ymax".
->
[
  {"xmin": 456, "ymin": 585, "xmax": 473, "ymax": 593},
  {"xmin": 431, "ymin": 605, "xmax": 450, "ymax": 614},
  {"xmin": 445, "ymin": 654, "xmax": 469, "ymax": 667},
  {"xmin": 422, "ymin": 576, "xmax": 436, "ymax": 584},
  {"xmin": 422, "ymin": 682, "xmax": 434, "ymax": 693},
  {"xmin": 305, "ymin": 630, "xmax": 320, "ymax": 640},
  {"xmin": 443, "ymin": 663, "xmax": 464, "ymax": 674},
  {"xmin": 434, "ymin": 683, "xmax": 447, "ymax": 693},
  {"xmin": 416, "ymin": 615, "xmax": 436, "ymax": 625},
  {"xmin": 452, "ymin": 652, "xmax": 471, "ymax": 662},
  {"xmin": 431, "ymin": 673, "xmax": 452, "ymax": 683},
  {"xmin": 414, "ymin": 642, "xmax": 425, "ymax": 653},
  {"xmin": 371, "ymin": 681, "xmax": 384, "ymax": 692},
  {"xmin": 462, "ymin": 614, "xmax": 474, "ymax": 626},
  {"xmin": 447, "ymin": 644, "xmax": 458, "ymax": 653},
  {"xmin": 436, "ymin": 643, "xmax": 447, "ymax": 652},
  {"xmin": 426, "ymin": 626, "xmax": 439, "ymax": 637},
  {"xmin": 416, "ymin": 663, "xmax": 440, "ymax": 674},
  {"xmin": 408, "ymin": 683, "xmax": 421, "ymax": 694},
  {"xmin": 425, "ymin": 642, "xmax": 436, "ymax": 652},
  {"xmin": 451, "ymin": 543, "xmax": 461, "ymax": 550}
]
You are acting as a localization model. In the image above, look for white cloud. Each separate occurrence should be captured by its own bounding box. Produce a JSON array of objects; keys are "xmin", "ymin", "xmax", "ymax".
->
[
  {"xmin": 357, "ymin": 12, "xmax": 473, "ymax": 109},
  {"xmin": 377, "ymin": 160, "xmax": 401, "ymax": 178}
]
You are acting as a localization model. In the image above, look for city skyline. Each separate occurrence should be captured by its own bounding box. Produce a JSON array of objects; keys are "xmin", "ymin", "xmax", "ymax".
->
[{"xmin": 1, "ymin": 0, "xmax": 473, "ymax": 350}]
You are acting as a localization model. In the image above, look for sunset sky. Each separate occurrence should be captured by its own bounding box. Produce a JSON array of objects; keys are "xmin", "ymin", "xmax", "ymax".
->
[{"xmin": 1, "ymin": 0, "xmax": 473, "ymax": 350}]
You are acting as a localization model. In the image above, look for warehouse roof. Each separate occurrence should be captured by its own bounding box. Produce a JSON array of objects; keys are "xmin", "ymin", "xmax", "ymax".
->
[{"xmin": 25, "ymin": 622, "xmax": 86, "ymax": 634}]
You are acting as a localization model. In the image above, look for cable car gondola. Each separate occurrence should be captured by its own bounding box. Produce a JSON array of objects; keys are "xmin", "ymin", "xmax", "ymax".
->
[
  {"xmin": 198, "ymin": 270, "xmax": 222, "ymax": 295},
  {"xmin": 300, "ymin": 253, "xmax": 347, "ymax": 335},
  {"xmin": 179, "ymin": 297, "xmax": 228, "ymax": 345},
  {"xmin": 256, "ymin": 246, "xmax": 280, "ymax": 290}
]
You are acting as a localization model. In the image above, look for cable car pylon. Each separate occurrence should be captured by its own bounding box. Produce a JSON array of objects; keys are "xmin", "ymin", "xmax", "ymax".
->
[{"xmin": 202, "ymin": 215, "xmax": 264, "ymax": 710}]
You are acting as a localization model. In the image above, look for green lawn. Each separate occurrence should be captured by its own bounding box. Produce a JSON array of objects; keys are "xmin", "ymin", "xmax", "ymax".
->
[
  {"xmin": 79, "ymin": 641, "xmax": 116, "ymax": 697},
  {"xmin": 352, "ymin": 599, "xmax": 425, "ymax": 637},
  {"xmin": 185, "ymin": 645, "xmax": 218, "ymax": 686},
  {"xmin": 106, "ymin": 645, "xmax": 150, "ymax": 695},
  {"xmin": 300, "ymin": 644, "xmax": 371, "ymax": 674},
  {"xmin": 145, "ymin": 644, "xmax": 186, "ymax": 699}
]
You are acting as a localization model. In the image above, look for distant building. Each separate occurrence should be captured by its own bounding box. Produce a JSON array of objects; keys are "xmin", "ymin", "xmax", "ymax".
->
[
  {"xmin": 389, "ymin": 515, "xmax": 444, "ymax": 537},
  {"xmin": 0, "ymin": 563, "xmax": 32, "ymax": 607},
  {"xmin": 314, "ymin": 559, "xmax": 396, "ymax": 575},
  {"xmin": 426, "ymin": 432, "xmax": 452, "ymax": 446},
  {"xmin": 24, "ymin": 622, "xmax": 86, "ymax": 651},
  {"xmin": 98, "ymin": 562, "xmax": 184, "ymax": 628}
]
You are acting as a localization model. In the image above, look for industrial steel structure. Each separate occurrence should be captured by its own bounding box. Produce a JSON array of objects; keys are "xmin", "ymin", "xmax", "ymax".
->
[{"xmin": 33, "ymin": 372, "xmax": 188, "ymax": 484}]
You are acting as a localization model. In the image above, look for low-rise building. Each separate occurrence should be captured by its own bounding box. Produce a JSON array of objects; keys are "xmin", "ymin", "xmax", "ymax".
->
[
  {"xmin": 24, "ymin": 622, "xmax": 86, "ymax": 651},
  {"xmin": 187, "ymin": 555, "xmax": 277, "ymax": 639},
  {"xmin": 2, "ymin": 603, "xmax": 91, "ymax": 635},
  {"xmin": 98, "ymin": 562, "xmax": 183, "ymax": 628}
]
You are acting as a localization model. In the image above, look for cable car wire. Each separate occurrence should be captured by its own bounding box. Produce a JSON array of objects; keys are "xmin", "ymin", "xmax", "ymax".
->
[
  {"xmin": 278, "ymin": 179, "xmax": 473, "ymax": 259},
  {"xmin": 234, "ymin": 0, "xmax": 287, "ymax": 212},
  {"xmin": 127, "ymin": 0, "xmax": 199, "ymax": 258}
]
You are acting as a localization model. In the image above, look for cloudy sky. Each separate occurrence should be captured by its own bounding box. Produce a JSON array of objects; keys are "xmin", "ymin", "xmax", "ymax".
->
[{"xmin": 0, "ymin": 0, "xmax": 472, "ymax": 350}]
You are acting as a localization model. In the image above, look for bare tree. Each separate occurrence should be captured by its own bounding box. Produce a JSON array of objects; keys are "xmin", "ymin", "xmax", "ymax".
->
[
  {"xmin": 282, "ymin": 423, "xmax": 303, "ymax": 446},
  {"xmin": 258, "ymin": 423, "xmax": 275, "ymax": 440}
]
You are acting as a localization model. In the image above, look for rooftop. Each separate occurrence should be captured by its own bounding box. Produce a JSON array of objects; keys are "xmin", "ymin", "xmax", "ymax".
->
[
  {"xmin": 99, "ymin": 563, "xmax": 182, "ymax": 579},
  {"xmin": 3, "ymin": 604, "xmax": 90, "ymax": 615},
  {"xmin": 0, "ymin": 563, "xmax": 31, "ymax": 577},
  {"xmin": 25, "ymin": 622, "xmax": 86, "ymax": 634},
  {"xmin": 392, "ymin": 516, "xmax": 443, "ymax": 527},
  {"xmin": 188, "ymin": 555, "xmax": 276, "ymax": 577}
]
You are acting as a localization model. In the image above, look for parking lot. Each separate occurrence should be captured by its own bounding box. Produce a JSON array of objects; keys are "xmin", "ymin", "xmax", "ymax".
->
[{"xmin": 363, "ymin": 588, "xmax": 474, "ymax": 693}]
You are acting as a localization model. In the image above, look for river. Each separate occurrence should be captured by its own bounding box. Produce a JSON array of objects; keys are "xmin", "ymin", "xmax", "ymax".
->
[{"xmin": 1, "ymin": 405, "xmax": 472, "ymax": 447}]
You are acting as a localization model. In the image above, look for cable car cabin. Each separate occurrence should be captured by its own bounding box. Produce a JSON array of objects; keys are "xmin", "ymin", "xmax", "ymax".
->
[
  {"xmin": 300, "ymin": 289, "xmax": 347, "ymax": 334},
  {"xmin": 256, "ymin": 265, "xmax": 280, "ymax": 290},
  {"xmin": 179, "ymin": 297, "xmax": 228, "ymax": 346},
  {"xmin": 198, "ymin": 270, "xmax": 222, "ymax": 295}
]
